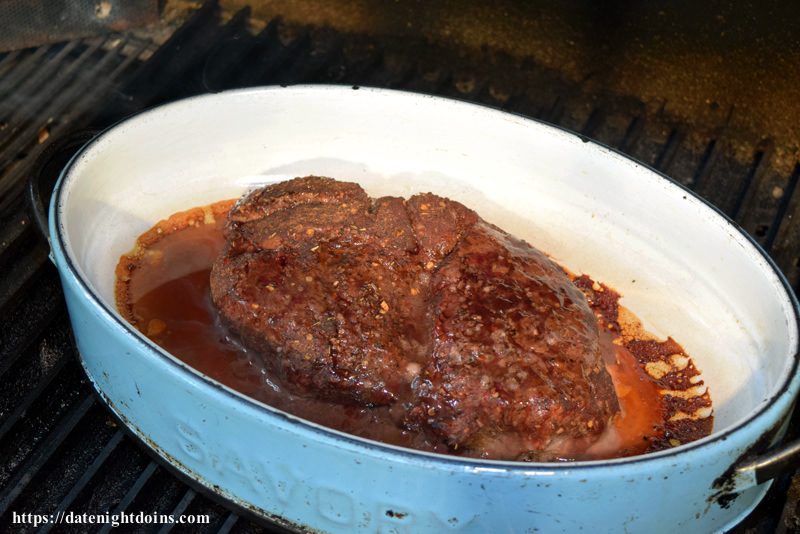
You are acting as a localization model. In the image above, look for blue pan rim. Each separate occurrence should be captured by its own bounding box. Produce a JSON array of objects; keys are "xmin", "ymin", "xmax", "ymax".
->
[{"xmin": 51, "ymin": 85, "xmax": 800, "ymax": 472}]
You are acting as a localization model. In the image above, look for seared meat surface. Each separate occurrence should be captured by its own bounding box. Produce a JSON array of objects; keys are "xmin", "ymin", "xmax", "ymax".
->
[{"xmin": 210, "ymin": 176, "xmax": 618, "ymax": 457}]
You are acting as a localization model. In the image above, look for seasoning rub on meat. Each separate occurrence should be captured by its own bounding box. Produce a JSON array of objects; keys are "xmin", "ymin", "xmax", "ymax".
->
[{"xmin": 210, "ymin": 177, "xmax": 619, "ymax": 459}]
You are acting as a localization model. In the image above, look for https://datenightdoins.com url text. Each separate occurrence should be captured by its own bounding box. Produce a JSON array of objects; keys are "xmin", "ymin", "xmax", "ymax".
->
[{"xmin": 12, "ymin": 510, "xmax": 211, "ymax": 528}]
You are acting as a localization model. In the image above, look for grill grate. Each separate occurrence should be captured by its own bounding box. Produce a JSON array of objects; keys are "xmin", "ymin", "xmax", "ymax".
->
[{"xmin": 0, "ymin": 2, "xmax": 799, "ymax": 532}]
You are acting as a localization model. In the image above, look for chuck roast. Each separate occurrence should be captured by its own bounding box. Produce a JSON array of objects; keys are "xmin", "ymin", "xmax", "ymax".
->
[{"xmin": 210, "ymin": 176, "xmax": 618, "ymax": 458}]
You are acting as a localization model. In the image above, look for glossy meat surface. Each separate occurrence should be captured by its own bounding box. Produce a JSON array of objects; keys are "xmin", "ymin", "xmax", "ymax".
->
[{"xmin": 210, "ymin": 176, "xmax": 618, "ymax": 456}]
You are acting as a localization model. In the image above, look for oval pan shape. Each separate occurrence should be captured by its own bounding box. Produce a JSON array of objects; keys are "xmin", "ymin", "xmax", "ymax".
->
[{"xmin": 50, "ymin": 86, "xmax": 800, "ymax": 533}]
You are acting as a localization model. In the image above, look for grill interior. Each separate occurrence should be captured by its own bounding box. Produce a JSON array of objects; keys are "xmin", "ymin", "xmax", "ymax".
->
[{"xmin": 1, "ymin": 2, "xmax": 799, "ymax": 532}]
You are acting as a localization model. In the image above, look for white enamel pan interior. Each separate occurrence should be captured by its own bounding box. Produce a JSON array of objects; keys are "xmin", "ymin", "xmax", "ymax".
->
[{"xmin": 55, "ymin": 86, "xmax": 798, "ymax": 458}]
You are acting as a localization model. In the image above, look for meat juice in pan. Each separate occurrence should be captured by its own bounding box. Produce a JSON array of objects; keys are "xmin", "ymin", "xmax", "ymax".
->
[{"xmin": 116, "ymin": 177, "xmax": 713, "ymax": 461}]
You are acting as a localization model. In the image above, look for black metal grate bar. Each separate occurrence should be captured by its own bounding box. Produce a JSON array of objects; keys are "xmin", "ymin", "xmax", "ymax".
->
[
  {"xmin": 765, "ymin": 164, "xmax": 800, "ymax": 251},
  {"xmin": 59, "ymin": 438, "xmax": 154, "ymax": 526},
  {"xmin": 0, "ymin": 239, "xmax": 49, "ymax": 315},
  {"xmin": 157, "ymin": 489, "xmax": 198, "ymax": 534},
  {"xmin": 0, "ymin": 36, "xmax": 111, "ymax": 168},
  {"xmin": 199, "ymin": 8, "xmax": 255, "ymax": 91},
  {"xmin": 0, "ymin": 42, "xmax": 81, "ymax": 114},
  {"xmin": 95, "ymin": 462, "xmax": 159, "ymax": 534},
  {"xmin": 732, "ymin": 145, "xmax": 773, "ymax": 222},
  {"xmin": 770, "ymin": 171, "xmax": 800, "ymax": 289},
  {"xmin": 0, "ymin": 49, "xmax": 24, "ymax": 80},
  {"xmin": 361, "ymin": 49, "xmax": 415, "ymax": 89},
  {"xmin": 0, "ymin": 348, "xmax": 69, "ymax": 442},
  {"xmin": 0, "ymin": 274, "xmax": 67, "ymax": 384},
  {"xmin": 0, "ymin": 395, "xmax": 94, "ymax": 516},
  {"xmin": 0, "ymin": 38, "xmax": 150, "ymax": 215},
  {"xmin": 37, "ymin": 430, "xmax": 125, "ymax": 534},
  {"xmin": 216, "ymin": 512, "xmax": 239, "ymax": 534},
  {"xmin": 617, "ymin": 116, "xmax": 645, "ymax": 153},
  {"xmin": 231, "ymin": 19, "xmax": 309, "ymax": 88},
  {"xmin": 587, "ymin": 110, "xmax": 630, "ymax": 149},
  {"xmin": 0, "ymin": 273, "xmax": 63, "ymax": 372},
  {"xmin": 0, "ymin": 45, "xmax": 52, "ymax": 100},
  {"xmin": 108, "ymin": 0, "xmax": 221, "ymax": 114},
  {"xmin": 581, "ymin": 108, "xmax": 606, "ymax": 139},
  {"xmin": 690, "ymin": 138, "xmax": 720, "ymax": 193},
  {"xmin": 0, "ymin": 210, "xmax": 33, "ymax": 264},
  {"xmin": 653, "ymin": 128, "xmax": 686, "ymax": 174},
  {"xmin": 0, "ymin": 352, "xmax": 89, "ymax": 488}
]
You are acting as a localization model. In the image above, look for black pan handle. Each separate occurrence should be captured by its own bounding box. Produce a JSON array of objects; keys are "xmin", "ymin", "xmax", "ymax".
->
[
  {"xmin": 725, "ymin": 398, "xmax": 800, "ymax": 494},
  {"xmin": 27, "ymin": 130, "xmax": 99, "ymax": 241},
  {"xmin": 735, "ymin": 436, "xmax": 800, "ymax": 488}
]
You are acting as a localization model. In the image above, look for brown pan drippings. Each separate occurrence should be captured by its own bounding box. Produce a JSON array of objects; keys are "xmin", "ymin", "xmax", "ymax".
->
[{"xmin": 116, "ymin": 201, "xmax": 713, "ymax": 460}]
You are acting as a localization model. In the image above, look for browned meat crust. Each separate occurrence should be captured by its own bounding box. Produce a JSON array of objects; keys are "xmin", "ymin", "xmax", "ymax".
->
[{"xmin": 210, "ymin": 176, "xmax": 618, "ymax": 456}]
